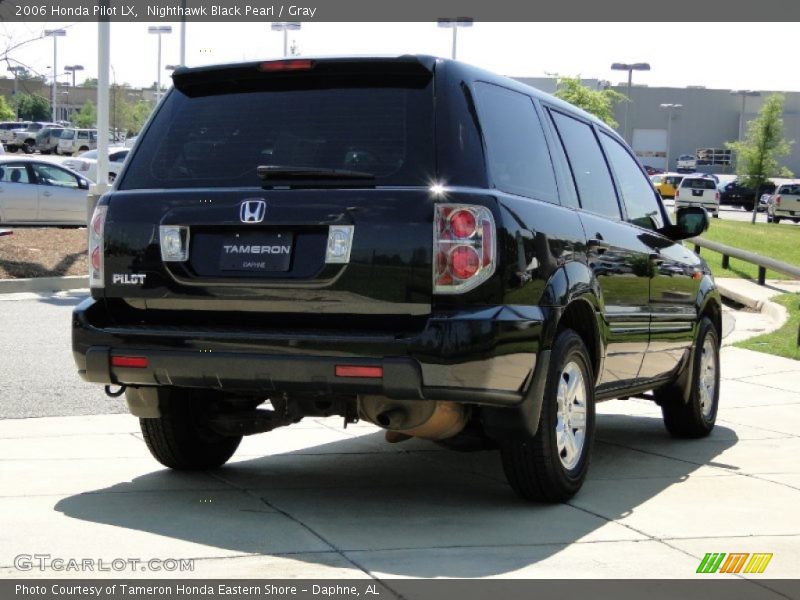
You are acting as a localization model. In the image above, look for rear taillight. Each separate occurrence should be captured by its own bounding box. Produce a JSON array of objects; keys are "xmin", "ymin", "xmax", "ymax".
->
[
  {"xmin": 88, "ymin": 204, "xmax": 107, "ymax": 288},
  {"xmin": 675, "ymin": 189, "xmax": 680, "ymax": 199},
  {"xmin": 80, "ymin": 162, "xmax": 90, "ymax": 172},
  {"xmin": 776, "ymin": 195, "xmax": 782, "ymax": 206},
  {"xmin": 434, "ymin": 204, "xmax": 496, "ymax": 294},
  {"xmin": 715, "ymin": 191, "xmax": 720, "ymax": 201}
]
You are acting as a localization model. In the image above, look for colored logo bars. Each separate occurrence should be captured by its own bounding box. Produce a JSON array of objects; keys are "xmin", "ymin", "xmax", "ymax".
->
[{"xmin": 696, "ymin": 553, "xmax": 773, "ymax": 574}]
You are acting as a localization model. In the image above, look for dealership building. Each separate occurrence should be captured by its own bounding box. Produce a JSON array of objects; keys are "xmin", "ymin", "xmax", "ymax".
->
[{"xmin": 516, "ymin": 77, "xmax": 800, "ymax": 176}]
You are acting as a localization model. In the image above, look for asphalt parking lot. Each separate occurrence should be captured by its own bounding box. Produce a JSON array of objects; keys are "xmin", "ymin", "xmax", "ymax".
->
[{"xmin": 0, "ymin": 292, "xmax": 798, "ymax": 587}]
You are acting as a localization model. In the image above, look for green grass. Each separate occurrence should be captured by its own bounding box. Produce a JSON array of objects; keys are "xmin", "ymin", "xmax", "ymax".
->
[
  {"xmin": 688, "ymin": 219, "xmax": 799, "ymax": 360},
  {"xmin": 696, "ymin": 219, "xmax": 800, "ymax": 281},
  {"xmin": 736, "ymin": 293, "xmax": 800, "ymax": 360}
]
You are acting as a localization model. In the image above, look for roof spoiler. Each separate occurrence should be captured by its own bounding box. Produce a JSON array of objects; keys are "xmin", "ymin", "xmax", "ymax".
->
[{"xmin": 172, "ymin": 55, "xmax": 437, "ymax": 97}]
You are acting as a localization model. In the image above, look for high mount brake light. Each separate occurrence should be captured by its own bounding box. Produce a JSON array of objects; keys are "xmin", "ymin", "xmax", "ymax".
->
[
  {"xmin": 434, "ymin": 204, "xmax": 496, "ymax": 294},
  {"xmin": 258, "ymin": 59, "xmax": 314, "ymax": 72}
]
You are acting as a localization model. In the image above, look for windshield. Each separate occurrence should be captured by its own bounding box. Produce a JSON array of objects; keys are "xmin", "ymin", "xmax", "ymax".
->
[{"xmin": 120, "ymin": 79, "xmax": 435, "ymax": 190}]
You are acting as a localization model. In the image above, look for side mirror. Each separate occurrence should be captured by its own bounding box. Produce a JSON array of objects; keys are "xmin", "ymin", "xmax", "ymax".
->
[
  {"xmin": 665, "ymin": 206, "xmax": 709, "ymax": 241},
  {"xmin": 78, "ymin": 178, "xmax": 90, "ymax": 190}
]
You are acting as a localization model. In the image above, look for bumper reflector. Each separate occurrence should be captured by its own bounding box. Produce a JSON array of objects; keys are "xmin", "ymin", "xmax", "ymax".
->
[
  {"xmin": 335, "ymin": 365, "xmax": 383, "ymax": 378},
  {"xmin": 111, "ymin": 356, "xmax": 149, "ymax": 369}
]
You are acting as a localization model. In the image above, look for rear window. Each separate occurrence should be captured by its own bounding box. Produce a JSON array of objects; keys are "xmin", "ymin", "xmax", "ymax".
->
[
  {"xmin": 121, "ymin": 78, "xmax": 435, "ymax": 190},
  {"xmin": 681, "ymin": 178, "xmax": 716, "ymax": 190},
  {"xmin": 61, "ymin": 130, "xmax": 75, "ymax": 140}
]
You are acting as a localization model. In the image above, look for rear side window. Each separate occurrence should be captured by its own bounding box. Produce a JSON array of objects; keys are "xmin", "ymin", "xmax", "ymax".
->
[
  {"xmin": 549, "ymin": 111, "xmax": 620, "ymax": 219},
  {"xmin": 779, "ymin": 185, "xmax": 800, "ymax": 194},
  {"xmin": 121, "ymin": 81, "xmax": 434, "ymax": 190},
  {"xmin": 600, "ymin": 132, "xmax": 664, "ymax": 230},
  {"xmin": 681, "ymin": 178, "xmax": 716, "ymax": 190},
  {"xmin": 472, "ymin": 82, "xmax": 558, "ymax": 203}
]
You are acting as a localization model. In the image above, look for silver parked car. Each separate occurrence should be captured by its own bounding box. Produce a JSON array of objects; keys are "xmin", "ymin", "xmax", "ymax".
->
[{"xmin": 0, "ymin": 158, "xmax": 91, "ymax": 225}]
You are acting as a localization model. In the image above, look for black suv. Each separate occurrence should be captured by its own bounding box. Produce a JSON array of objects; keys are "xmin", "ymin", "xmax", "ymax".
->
[{"xmin": 72, "ymin": 56, "xmax": 722, "ymax": 503}]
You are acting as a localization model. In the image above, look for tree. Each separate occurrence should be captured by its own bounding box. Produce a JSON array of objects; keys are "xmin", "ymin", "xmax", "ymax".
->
[
  {"xmin": 0, "ymin": 95, "xmax": 15, "ymax": 121},
  {"xmin": 13, "ymin": 93, "xmax": 50, "ymax": 120},
  {"xmin": 726, "ymin": 94, "xmax": 793, "ymax": 223},
  {"xmin": 73, "ymin": 100, "xmax": 97, "ymax": 128},
  {"xmin": 80, "ymin": 77, "xmax": 98, "ymax": 88},
  {"xmin": 552, "ymin": 75, "xmax": 627, "ymax": 129}
]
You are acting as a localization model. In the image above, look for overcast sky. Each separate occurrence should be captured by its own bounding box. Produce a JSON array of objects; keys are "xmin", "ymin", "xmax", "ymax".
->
[{"xmin": 1, "ymin": 21, "xmax": 797, "ymax": 93}]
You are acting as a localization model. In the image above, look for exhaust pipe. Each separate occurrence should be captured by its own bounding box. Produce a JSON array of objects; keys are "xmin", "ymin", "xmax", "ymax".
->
[{"xmin": 359, "ymin": 396, "xmax": 468, "ymax": 443}]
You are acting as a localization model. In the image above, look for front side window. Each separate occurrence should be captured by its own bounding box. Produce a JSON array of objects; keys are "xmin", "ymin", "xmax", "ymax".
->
[
  {"xmin": 32, "ymin": 163, "xmax": 79, "ymax": 188},
  {"xmin": 600, "ymin": 132, "xmax": 664, "ymax": 230},
  {"xmin": 472, "ymin": 82, "xmax": 558, "ymax": 203},
  {"xmin": 549, "ymin": 111, "xmax": 620, "ymax": 219}
]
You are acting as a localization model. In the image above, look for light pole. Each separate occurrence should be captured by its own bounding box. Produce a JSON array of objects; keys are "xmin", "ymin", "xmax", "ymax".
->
[
  {"xmin": 44, "ymin": 29, "xmax": 66, "ymax": 122},
  {"xmin": 437, "ymin": 18, "xmax": 473, "ymax": 59},
  {"xmin": 659, "ymin": 103, "xmax": 683, "ymax": 172},
  {"xmin": 148, "ymin": 25, "xmax": 172, "ymax": 102},
  {"xmin": 611, "ymin": 62, "xmax": 650, "ymax": 143},
  {"xmin": 730, "ymin": 90, "xmax": 760, "ymax": 142},
  {"xmin": 64, "ymin": 65, "xmax": 84, "ymax": 88},
  {"xmin": 271, "ymin": 22, "xmax": 301, "ymax": 57}
]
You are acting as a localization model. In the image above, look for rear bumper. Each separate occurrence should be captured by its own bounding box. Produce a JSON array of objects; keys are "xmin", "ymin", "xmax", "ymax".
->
[{"xmin": 72, "ymin": 298, "xmax": 549, "ymax": 407}]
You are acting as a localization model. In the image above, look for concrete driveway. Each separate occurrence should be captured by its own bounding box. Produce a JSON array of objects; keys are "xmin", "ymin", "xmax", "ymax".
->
[{"xmin": 0, "ymin": 348, "xmax": 798, "ymax": 583}]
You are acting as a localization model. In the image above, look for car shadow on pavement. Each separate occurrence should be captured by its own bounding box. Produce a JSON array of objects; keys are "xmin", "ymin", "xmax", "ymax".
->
[{"xmin": 54, "ymin": 413, "xmax": 738, "ymax": 577}]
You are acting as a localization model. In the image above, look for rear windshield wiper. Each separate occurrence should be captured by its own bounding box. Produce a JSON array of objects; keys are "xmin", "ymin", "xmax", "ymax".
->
[{"xmin": 257, "ymin": 165, "xmax": 376, "ymax": 182}]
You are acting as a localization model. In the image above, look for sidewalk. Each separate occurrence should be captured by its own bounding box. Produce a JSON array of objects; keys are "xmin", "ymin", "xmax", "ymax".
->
[{"xmin": 0, "ymin": 344, "xmax": 798, "ymax": 583}]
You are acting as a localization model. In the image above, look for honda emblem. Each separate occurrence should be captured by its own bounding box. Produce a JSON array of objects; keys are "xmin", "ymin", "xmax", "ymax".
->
[{"xmin": 240, "ymin": 199, "xmax": 267, "ymax": 223}]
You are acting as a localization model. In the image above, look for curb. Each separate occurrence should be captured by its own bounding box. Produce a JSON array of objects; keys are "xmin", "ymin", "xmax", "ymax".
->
[
  {"xmin": 716, "ymin": 280, "xmax": 789, "ymax": 340},
  {"xmin": 0, "ymin": 275, "xmax": 88, "ymax": 294}
]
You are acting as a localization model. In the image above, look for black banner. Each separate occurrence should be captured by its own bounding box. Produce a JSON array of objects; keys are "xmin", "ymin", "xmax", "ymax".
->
[{"xmin": 4, "ymin": 580, "xmax": 800, "ymax": 600}]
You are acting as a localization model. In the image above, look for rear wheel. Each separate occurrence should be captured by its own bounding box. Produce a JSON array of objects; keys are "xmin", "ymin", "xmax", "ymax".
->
[
  {"xmin": 22, "ymin": 140, "xmax": 34, "ymax": 154},
  {"xmin": 140, "ymin": 388, "xmax": 242, "ymax": 470},
  {"xmin": 500, "ymin": 329, "xmax": 595, "ymax": 503},
  {"xmin": 773, "ymin": 216, "xmax": 781, "ymax": 224},
  {"xmin": 656, "ymin": 317, "xmax": 720, "ymax": 438}
]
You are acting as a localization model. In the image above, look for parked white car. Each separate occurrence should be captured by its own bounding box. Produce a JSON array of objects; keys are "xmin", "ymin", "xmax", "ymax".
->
[
  {"xmin": 675, "ymin": 175, "xmax": 720, "ymax": 217},
  {"xmin": 767, "ymin": 182, "xmax": 800, "ymax": 224},
  {"xmin": 0, "ymin": 158, "xmax": 91, "ymax": 225},
  {"xmin": 57, "ymin": 128, "xmax": 99, "ymax": 156},
  {"xmin": 676, "ymin": 154, "xmax": 697, "ymax": 173},
  {"xmin": 63, "ymin": 147, "xmax": 130, "ymax": 183}
]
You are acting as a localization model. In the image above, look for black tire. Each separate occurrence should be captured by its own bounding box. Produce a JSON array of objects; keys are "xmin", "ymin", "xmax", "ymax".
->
[
  {"xmin": 773, "ymin": 217, "xmax": 781, "ymax": 224},
  {"xmin": 108, "ymin": 172, "xmax": 117, "ymax": 183},
  {"xmin": 140, "ymin": 388, "xmax": 242, "ymax": 470},
  {"xmin": 656, "ymin": 317, "xmax": 720, "ymax": 438},
  {"xmin": 500, "ymin": 329, "xmax": 596, "ymax": 503},
  {"xmin": 22, "ymin": 141, "xmax": 34, "ymax": 154}
]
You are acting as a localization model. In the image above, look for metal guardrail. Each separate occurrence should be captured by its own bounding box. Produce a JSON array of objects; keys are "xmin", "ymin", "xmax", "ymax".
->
[{"xmin": 690, "ymin": 236, "xmax": 800, "ymax": 286}]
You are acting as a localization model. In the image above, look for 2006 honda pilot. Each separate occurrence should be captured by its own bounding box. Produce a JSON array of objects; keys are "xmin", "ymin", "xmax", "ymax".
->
[{"xmin": 72, "ymin": 56, "xmax": 722, "ymax": 502}]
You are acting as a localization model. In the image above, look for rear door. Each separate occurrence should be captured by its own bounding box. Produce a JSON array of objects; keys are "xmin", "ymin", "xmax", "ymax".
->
[
  {"xmin": 0, "ymin": 162, "xmax": 38, "ymax": 222},
  {"xmin": 547, "ymin": 109, "xmax": 651, "ymax": 388}
]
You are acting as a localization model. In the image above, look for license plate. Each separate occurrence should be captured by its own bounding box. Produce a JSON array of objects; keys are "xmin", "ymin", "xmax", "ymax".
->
[{"xmin": 219, "ymin": 232, "xmax": 293, "ymax": 272}]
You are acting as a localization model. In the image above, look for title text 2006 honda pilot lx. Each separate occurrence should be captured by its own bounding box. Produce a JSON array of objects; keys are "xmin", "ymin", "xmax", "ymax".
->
[{"xmin": 73, "ymin": 56, "xmax": 722, "ymax": 502}]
